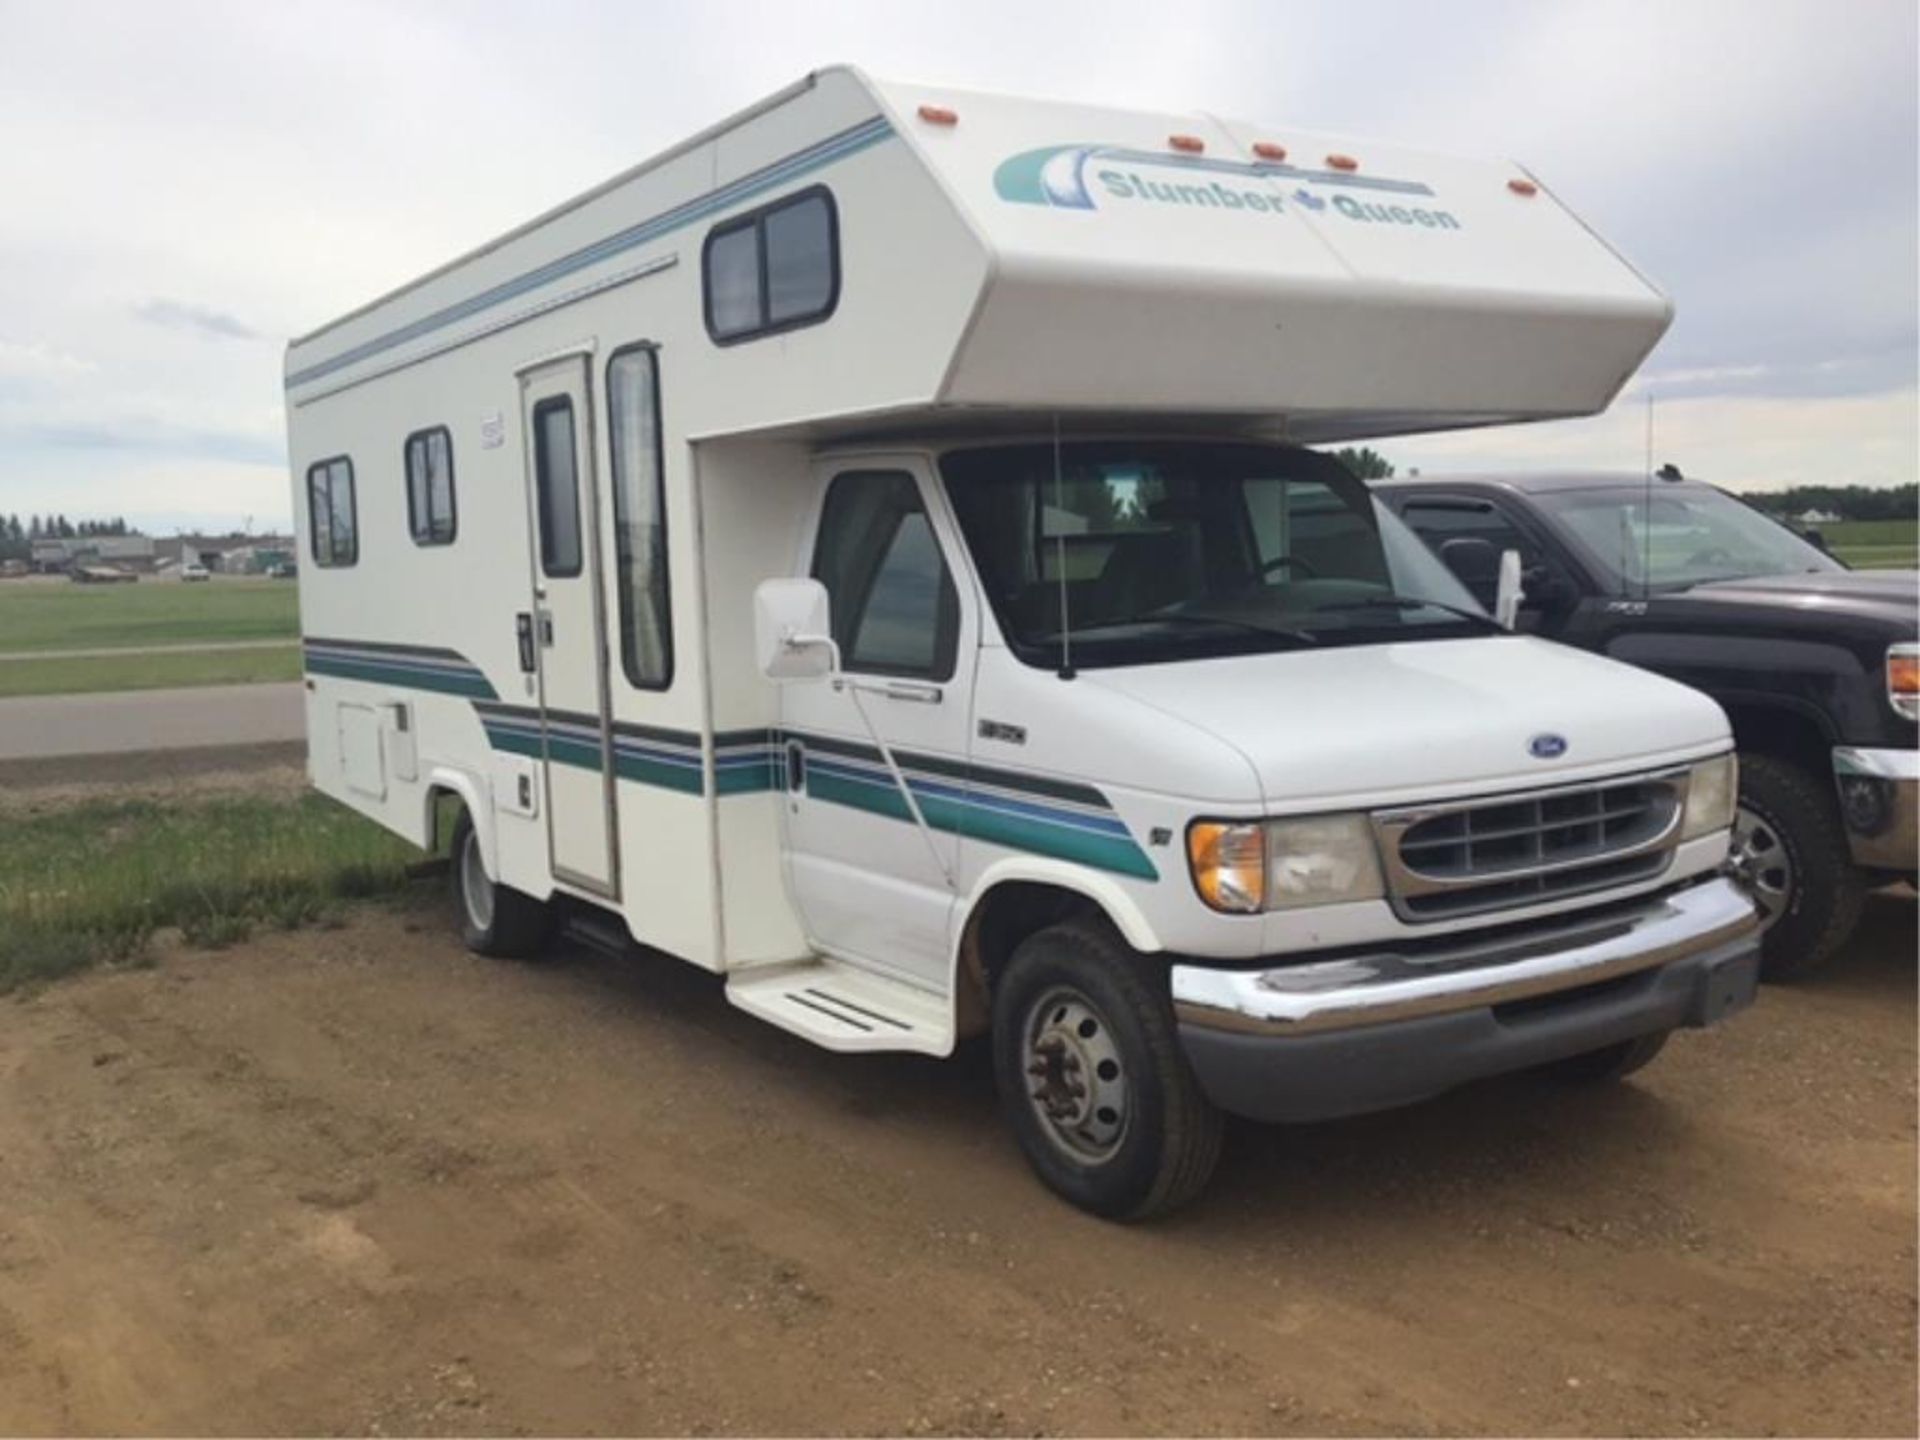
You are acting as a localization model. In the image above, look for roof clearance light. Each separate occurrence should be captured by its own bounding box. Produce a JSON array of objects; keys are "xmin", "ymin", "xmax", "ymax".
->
[
  {"xmin": 1253, "ymin": 141, "xmax": 1288, "ymax": 161},
  {"xmin": 1169, "ymin": 133, "xmax": 1205, "ymax": 153},
  {"xmin": 917, "ymin": 104, "xmax": 958, "ymax": 126},
  {"xmin": 1508, "ymin": 177, "xmax": 1539, "ymax": 196},
  {"xmin": 1326, "ymin": 153, "xmax": 1359, "ymax": 171}
]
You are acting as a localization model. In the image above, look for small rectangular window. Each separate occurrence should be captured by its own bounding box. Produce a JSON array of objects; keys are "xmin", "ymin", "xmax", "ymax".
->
[
  {"xmin": 703, "ymin": 186, "xmax": 839, "ymax": 344},
  {"xmin": 307, "ymin": 456, "xmax": 357, "ymax": 567},
  {"xmin": 404, "ymin": 426, "xmax": 457, "ymax": 545},
  {"xmin": 532, "ymin": 396, "xmax": 582, "ymax": 577},
  {"xmin": 607, "ymin": 345, "xmax": 672, "ymax": 689},
  {"xmin": 811, "ymin": 470, "xmax": 957, "ymax": 681}
]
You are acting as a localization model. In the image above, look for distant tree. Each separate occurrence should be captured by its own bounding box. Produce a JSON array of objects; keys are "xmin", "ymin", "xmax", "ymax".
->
[
  {"xmin": 1330, "ymin": 446, "xmax": 1395, "ymax": 481},
  {"xmin": 1743, "ymin": 483, "xmax": 1917, "ymax": 522}
]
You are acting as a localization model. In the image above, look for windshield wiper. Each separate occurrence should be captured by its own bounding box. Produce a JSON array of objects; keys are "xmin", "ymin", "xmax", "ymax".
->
[
  {"xmin": 1066, "ymin": 610, "xmax": 1321, "ymax": 645},
  {"xmin": 1310, "ymin": 596, "xmax": 1504, "ymax": 630}
]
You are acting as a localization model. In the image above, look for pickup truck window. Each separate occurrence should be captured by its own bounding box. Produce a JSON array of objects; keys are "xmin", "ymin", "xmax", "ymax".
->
[
  {"xmin": 1536, "ymin": 484, "xmax": 1840, "ymax": 592},
  {"xmin": 811, "ymin": 470, "xmax": 959, "ymax": 681},
  {"xmin": 942, "ymin": 442, "xmax": 1493, "ymax": 670}
]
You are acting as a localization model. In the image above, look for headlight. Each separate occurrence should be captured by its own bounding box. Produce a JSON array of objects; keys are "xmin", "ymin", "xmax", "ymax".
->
[
  {"xmin": 1188, "ymin": 813, "xmax": 1385, "ymax": 913},
  {"xmin": 1888, "ymin": 642, "xmax": 1918, "ymax": 722},
  {"xmin": 1681, "ymin": 752, "xmax": 1738, "ymax": 840},
  {"xmin": 1266, "ymin": 813, "xmax": 1385, "ymax": 908}
]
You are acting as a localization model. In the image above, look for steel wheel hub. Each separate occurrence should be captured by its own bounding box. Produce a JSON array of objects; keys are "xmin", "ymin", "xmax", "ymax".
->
[
  {"xmin": 460, "ymin": 828, "xmax": 494, "ymax": 932},
  {"xmin": 1729, "ymin": 804, "xmax": 1793, "ymax": 929},
  {"xmin": 1022, "ymin": 988, "xmax": 1129, "ymax": 1161}
]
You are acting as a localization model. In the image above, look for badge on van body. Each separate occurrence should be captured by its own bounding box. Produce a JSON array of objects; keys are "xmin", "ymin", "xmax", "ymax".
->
[{"xmin": 1529, "ymin": 733, "xmax": 1568, "ymax": 759}]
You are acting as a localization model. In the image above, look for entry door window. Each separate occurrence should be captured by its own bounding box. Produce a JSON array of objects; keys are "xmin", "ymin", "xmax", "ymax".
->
[
  {"xmin": 811, "ymin": 471, "xmax": 958, "ymax": 681},
  {"xmin": 532, "ymin": 396, "xmax": 582, "ymax": 577}
]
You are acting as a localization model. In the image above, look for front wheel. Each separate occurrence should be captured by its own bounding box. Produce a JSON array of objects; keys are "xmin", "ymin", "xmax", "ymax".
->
[
  {"xmin": 1729, "ymin": 753, "xmax": 1865, "ymax": 980},
  {"xmin": 450, "ymin": 808, "xmax": 553, "ymax": 959},
  {"xmin": 991, "ymin": 921, "xmax": 1223, "ymax": 1220}
]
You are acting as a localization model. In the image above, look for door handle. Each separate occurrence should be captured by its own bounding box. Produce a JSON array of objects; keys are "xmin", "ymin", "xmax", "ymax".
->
[
  {"xmin": 785, "ymin": 739, "xmax": 806, "ymax": 793},
  {"xmin": 879, "ymin": 681, "xmax": 942, "ymax": 705},
  {"xmin": 515, "ymin": 613, "xmax": 536, "ymax": 673},
  {"xmin": 538, "ymin": 610, "xmax": 555, "ymax": 647}
]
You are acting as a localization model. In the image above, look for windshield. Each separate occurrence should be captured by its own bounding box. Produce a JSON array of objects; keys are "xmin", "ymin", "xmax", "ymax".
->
[
  {"xmin": 940, "ymin": 442, "xmax": 1497, "ymax": 670},
  {"xmin": 1536, "ymin": 484, "xmax": 1841, "ymax": 591}
]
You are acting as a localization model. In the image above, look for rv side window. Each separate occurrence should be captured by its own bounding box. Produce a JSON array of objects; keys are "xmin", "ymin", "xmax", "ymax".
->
[
  {"xmin": 307, "ymin": 457, "xmax": 357, "ymax": 567},
  {"xmin": 404, "ymin": 426, "xmax": 457, "ymax": 546},
  {"xmin": 607, "ymin": 345, "xmax": 672, "ymax": 689},
  {"xmin": 811, "ymin": 471, "xmax": 957, "ymax": 682},
  {"xmin": 702, "ymin": 186, "xmax": 839, "ymax": 344},
  {"xmin": 531, "ymin": 396, "xmax": 582, "ymax": 578}
]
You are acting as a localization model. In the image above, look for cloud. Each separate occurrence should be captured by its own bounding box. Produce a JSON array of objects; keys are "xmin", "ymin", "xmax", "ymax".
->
[
  {"xmin": 11, "ymin": 420, "xmax": 284, "ymax": 468},
  {"xmin": 0, "ymin": 338, "xmax": 96, "ymax": 381},
  {"xmin": 133, "ymin": 298, "xmax": 261, "ymax": 342}
]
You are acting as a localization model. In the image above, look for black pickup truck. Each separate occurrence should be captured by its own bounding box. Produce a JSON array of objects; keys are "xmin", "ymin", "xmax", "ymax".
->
[{"xmin": 1377, "ymin": 471, "xmax": 1917, "ymax": 977}]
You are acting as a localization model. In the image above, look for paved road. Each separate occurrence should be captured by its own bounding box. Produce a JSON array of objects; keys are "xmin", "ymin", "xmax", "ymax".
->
[
  {"xmin": 0, "ymin": 681, "xmax": 306, "ymax": 761},
  {"xmin": 0, "ymin": 639, "xmax": 295, "ymax": 662}
]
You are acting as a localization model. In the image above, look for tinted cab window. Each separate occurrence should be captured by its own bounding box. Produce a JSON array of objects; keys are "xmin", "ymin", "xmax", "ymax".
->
[{"xmin": 811, "ymin": 471, "xmax": 959, "ymax": 680}]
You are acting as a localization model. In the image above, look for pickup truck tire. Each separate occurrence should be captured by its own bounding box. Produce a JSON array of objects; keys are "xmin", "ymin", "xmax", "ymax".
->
[
  {"xmin": 1733, "ymin": 753, "xmax": 1865, "ymax": 980},
  {"xmin": 1541, "ymin": 1029, "xmax": 1669, "ymax": 1084},
  {"xmin": 992, "ymin": 921, "xmax": 1223, "ymax": 1220},
  {"xmin": 450, "ymin": 809, "xmax": 553, "ymax": 959}
]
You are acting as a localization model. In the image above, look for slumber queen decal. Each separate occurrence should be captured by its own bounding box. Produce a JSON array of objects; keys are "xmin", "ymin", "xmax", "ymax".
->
[{"xmin": 992, "ymin": 143, "xmax": 1463, "ymax": 230}]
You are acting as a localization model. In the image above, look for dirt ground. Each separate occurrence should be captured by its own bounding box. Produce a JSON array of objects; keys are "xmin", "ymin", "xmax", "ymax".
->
[{"xmin": 0, "ymin": 875, "xmax": 1912, "ymax": 1435}]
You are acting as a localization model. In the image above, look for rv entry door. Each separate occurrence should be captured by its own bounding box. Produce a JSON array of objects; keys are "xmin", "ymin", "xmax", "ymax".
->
[{"xmin": 519, "ymin": 354, "xmax": 620, "ymax": 899}]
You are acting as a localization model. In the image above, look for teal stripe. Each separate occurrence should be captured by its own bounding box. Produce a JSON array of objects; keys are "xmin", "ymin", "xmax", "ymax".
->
[
  {"xmin": 806, "ymin": 770, "xmax": 1157, "ymax": 881},
  {"xmin": 714, "ymin": 757, "xmax": 780, "ymax": 795},
  {"xmin": 306, "ymin": 654, "xmax": 497, "ymax": 699},
  {"xmin": 615, "ymin": 749, "xmax": 704, "ymax": 795}
]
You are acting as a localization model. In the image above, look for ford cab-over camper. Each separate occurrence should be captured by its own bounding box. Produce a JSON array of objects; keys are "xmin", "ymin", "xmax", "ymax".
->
[{"xmin": 286, "ymin": 68, "xmax": 1760, "ymax": 1217}]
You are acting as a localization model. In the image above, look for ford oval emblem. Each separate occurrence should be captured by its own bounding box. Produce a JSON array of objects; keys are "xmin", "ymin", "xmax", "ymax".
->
[{"xmin": 1529, "ymin": 733, "xmax": 1569, "ymax": 760}]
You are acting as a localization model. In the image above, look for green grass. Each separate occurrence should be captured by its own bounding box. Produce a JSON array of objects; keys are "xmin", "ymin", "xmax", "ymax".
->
[
  {"xmin": 0, "ymin": 579, "xmax": 298, "ymax": 654},
  {"xmin": 0, "ymin": 644, "xmax": 301, "ymax": 697},
  {"xmin": 1824, "ymin": 518, "xmax": 1917, "ymax": 571},
  {"xmin": 0, "ymin": 791, "xmax": 425, "ymax": 993}
]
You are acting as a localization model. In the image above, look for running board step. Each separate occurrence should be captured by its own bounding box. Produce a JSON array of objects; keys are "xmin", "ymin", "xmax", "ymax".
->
[{"xmin": 725, "ymin": 959, "xmax": 952, "ymax": 1056}]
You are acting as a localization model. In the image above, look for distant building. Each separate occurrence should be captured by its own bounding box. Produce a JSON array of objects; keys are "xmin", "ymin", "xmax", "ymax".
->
[
  {"xmin": 1795, "ymin": 508, "xmax": 1842, "ymax": 526},
  {"xmin": 29, "ymin": 535, "xmax": 156, "ymax": 573},
  {"xmin": 154, "ymin": 534, "xmax": 296, "ymax": 573}
]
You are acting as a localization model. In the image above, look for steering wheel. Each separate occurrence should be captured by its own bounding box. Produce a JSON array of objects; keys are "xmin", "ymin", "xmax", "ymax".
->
[
  {"xmin": 1252, "ymin": 553, "xmax": 1318, "ymax": 580},
  {"xmin": 1685, "ymin": 545, "xmax": 1736, "ymax": 568}
]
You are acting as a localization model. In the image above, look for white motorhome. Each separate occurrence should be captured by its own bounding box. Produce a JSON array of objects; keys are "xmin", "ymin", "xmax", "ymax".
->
[{"xmin": 286, "ymin": 69, "xmax": 1760, "ymax": 1217}]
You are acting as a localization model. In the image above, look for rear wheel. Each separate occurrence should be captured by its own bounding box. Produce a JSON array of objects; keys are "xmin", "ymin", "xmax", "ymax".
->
[
  {"xmin": 1542, "ymin": 1029, "xmax": 1670, "ymax": 1084},
  {"xmin": 991, "ymin": 921, "xmax": 1222, "ymax": 1220},
  {"xmin": 450, "ymin": 808, "xmax": 552, "ymax": 959},
  {"xmin": 1730, "ymin": 753, "xmax": 1865, "ymax": 980}
]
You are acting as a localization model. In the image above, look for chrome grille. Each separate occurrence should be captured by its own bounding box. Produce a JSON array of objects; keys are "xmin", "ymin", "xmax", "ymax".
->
[{"xmin": 1374, "ymin": 770, "xmax": 1686, "ymax": 921}]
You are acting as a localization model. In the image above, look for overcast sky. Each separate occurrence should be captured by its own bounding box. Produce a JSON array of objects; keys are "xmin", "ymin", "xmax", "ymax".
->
[{"xmin": 0, "ymin": 0, "xmax": 1913, "ymax": 534}]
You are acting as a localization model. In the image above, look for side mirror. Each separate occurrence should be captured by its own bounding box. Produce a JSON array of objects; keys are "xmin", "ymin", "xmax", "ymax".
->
[
  {"xmin": 1493, "ymin": 548, "xmax": 1523, "ymax": 631},
  {"xmin": 1437, "ymin": 536, "xmax": 1501, "ymax": 610},
  {"xmin": 1802, "ymin": 527, "xmax": 1832, "ymax": 556},
  {"xmin": 754, "ymin": 578, "xmax": 839, "ymax": 682}
]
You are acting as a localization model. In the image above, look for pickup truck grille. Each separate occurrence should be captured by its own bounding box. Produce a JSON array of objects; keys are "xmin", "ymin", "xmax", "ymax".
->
[{"xmin": 1373, "ymin": 770, "xmax": 1686, "ymax": 921}]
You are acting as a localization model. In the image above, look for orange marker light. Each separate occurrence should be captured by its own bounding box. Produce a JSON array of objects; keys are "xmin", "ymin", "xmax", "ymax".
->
[
  {"xmin": 917, "ymin": 104, "xmax": 958, "ymax": 126},
  {"xmin": 1508, "ymin": 177, "xmax": 1539, "ymax": 196},
  {"xmin": 1253, "ymin": 141, "xmax": 1288, "ymax": 162},
  {"xmin": 1169, "ymin": 133, "xmax": 1205, "ymax": 153},
  {"xmin": 1326, "ymin": 153, "xmax": 1359, "ymax": 172}
]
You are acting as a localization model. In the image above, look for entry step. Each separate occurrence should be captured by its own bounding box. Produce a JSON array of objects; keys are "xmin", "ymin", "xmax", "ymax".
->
[{"xmin": 725, "ymin": 959, "xmax": 951, "ymax": 1056}]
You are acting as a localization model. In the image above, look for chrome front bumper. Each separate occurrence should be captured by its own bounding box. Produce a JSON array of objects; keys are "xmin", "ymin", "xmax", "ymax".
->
[
  {"xmin": 1170, "ymin": 877, "xmax": 1760, "ymax": 1124},
  {"xmin": 1834, "ymin": 746, "xmax": 1918, "ymax": 871}
]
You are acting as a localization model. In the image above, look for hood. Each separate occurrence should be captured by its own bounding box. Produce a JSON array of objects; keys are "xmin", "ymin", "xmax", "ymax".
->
[
  {"xmin": 1678, "ymin": 569, "xmax": 1917, "ymax": 631},
  {"xmin": 1081, "ymin": 635, "xmax": 1728, "ymax": 812}
]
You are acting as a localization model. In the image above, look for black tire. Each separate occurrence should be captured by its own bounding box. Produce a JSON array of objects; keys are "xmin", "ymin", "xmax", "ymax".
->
[
  {"xmin": 991, "ymin": 920, "xmax": 1223, "ymax": 1220},
  {"xmin": 1541, "ymin": 1029, "xmax": 1670, "ymax": 1084},
  {"xmin": 449, "ymin": 808, "xmax": 553, "ymax": 959},
  {"xmin": 1733, "ymin": 753, "xmax": 1866, "ymax": 980}
]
